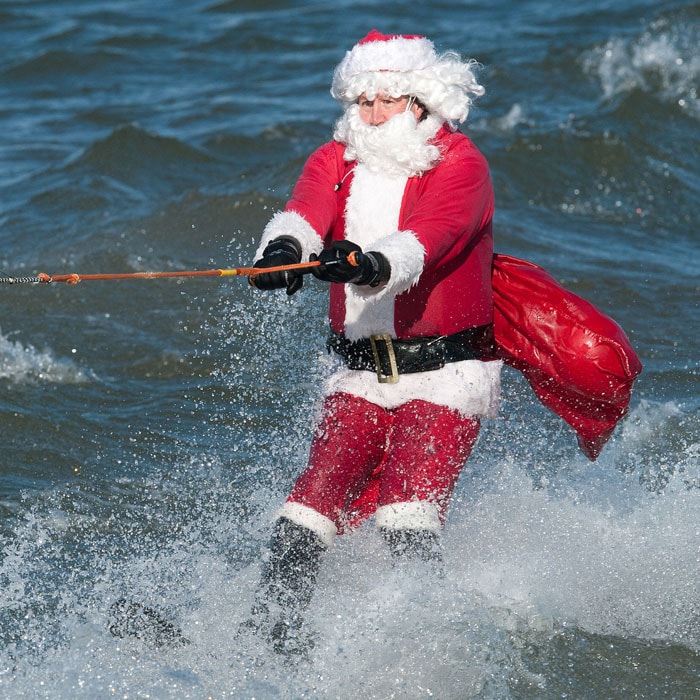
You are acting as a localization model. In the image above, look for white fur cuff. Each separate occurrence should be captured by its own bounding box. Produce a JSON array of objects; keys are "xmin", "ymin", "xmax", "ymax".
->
[
  {"xmin": 276, "ymin": 502, "xmax": 337, "ymax": 548},
  {"xmin": 375, "ymin": 501, "xmax": 442, "ymax": 532},
  {"xmin": 352, "ymin": 229, "xmax": 425, "ymax": 303},
  {"xmin": 256, "ymin": 211, "xmax": 323, "ymax": 262}
]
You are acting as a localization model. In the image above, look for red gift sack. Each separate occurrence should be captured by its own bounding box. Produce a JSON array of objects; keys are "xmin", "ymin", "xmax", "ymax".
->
[
  {"xmin": 344, "ymin": 253, "xmax": 642, "ymax": 529},
  {"xmin": 492, "ymin": 254, "xmax": 643, "ymax": 460}
]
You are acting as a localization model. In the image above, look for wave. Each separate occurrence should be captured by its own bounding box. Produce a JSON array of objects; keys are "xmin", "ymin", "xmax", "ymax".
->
[
  {"xmin": 0, "ymin": 328, "xmax": 93, "ymax": 385},
  {"xmin": 582, "ymin": 7, "xmax": 700, "ymax": 118},
  {"xmin": 76, "ymin": 124, "xmax": 218, "ymax": 195},
  {"xmin": 3, "ymin": 47, "xmax": 124, "ymax": 83}
]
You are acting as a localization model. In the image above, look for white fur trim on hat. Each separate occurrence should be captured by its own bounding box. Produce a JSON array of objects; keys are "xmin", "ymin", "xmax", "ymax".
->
[
  {"xmin": 255, "ymin": 210, "xmax": 323, "ymax": 263},
  {"xmin": 337, "ymin": 31, "xmax": 436, "ymax": 74},
  {"xmin": 331, "ymin": 30, "xmax": 485, "ymax": 124}
]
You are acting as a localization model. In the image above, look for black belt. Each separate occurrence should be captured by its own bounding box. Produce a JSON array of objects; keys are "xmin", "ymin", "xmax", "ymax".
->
[{"xmin": 327, "ymin": 324, "xmax": 495, "ymax": 383}]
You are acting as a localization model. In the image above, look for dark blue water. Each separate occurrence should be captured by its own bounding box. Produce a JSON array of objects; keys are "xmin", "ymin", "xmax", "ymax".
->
[{"xmin": 0, "ymin": 1, "xmax": 698, "ymax": 697}]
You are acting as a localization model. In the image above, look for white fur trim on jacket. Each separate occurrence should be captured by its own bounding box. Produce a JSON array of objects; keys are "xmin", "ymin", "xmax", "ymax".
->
[
  {"xmin": 375, "ymin": 500, "xmax": 442, "ymax": 532},
  {"xmin": 276, "ymin": 501, "xmax": 337, "ymax": 548},
  {"xmin": 342, "ymin": 229, "xmax": 425, "ymax": 340},
  {"xmin": 359, "ymin": 229, "xmax": 425, "ymax": 298},
  {"xmin": 255, "ymin": 210, "xmax": 323, "ymax": 263},
  {"xmin": 341, "ymin": 164, "xmax": 425, "ymax": 339}
]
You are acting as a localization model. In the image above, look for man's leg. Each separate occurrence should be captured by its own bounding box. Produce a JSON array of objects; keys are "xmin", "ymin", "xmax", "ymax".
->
[
  {"xmin": 249, "ymin": 517, "xmax": 327, "ymax": 654},
  {"xmin": 249, "ymin": 392, "xmax": 391, "ymax": 654},
  {"xmin": 285, "ymin": 392, "xmax": 392, "ymax": 528},
  {"xmin": 376, "ymin": 400, "xmax": 480, "ymax": 563}
]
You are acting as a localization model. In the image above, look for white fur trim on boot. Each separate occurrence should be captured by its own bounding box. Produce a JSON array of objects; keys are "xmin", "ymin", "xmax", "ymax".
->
[
  {"xmin": 276, "ymin": 502, "xmax": 338, "ymax": 548},
  {"xmin": 375, "ymin": 501, "xmax": 442, "ymax": 532}
]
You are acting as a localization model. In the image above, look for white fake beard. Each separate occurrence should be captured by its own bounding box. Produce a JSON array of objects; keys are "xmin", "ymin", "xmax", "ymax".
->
[{"xmin": 333, "ymin": 104, "xmax": 443, "ymax": 178}]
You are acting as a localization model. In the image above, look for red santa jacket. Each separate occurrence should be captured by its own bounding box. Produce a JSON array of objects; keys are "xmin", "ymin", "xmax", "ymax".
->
[
  {"xmin": 265, "ymin": 127, "xmax": 642, "ymax": 464},
  {"xmin": 282, "ymin": 126, "xmax": 495, "ymax": 338}
]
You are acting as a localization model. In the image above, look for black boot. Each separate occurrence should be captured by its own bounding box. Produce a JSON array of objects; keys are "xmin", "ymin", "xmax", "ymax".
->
[
  {"xmin": 380, "ymin": 527, "xmax": 443, "ymax": 565},
  {"xmin": 248, "ymin": 517, "xmax": 326, "ymax": 657}
]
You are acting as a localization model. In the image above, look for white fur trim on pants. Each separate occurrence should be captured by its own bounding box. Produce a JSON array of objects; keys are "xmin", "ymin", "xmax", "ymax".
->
[
  {"xmin": 276, "ymin": 501, "xmax": 337, "ymax": 548},
  {"xmin": 375, "ymin": 501, "xmax": 442, "ymax": 533},
  {"xmin": 324, "ymin": 358, "xmax": 502, "ymax": 418}
]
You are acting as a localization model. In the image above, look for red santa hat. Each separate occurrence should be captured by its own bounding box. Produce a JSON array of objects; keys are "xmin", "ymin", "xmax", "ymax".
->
[{"xmin": 331, "ymin": 30, "xmax": 485, "ymax": 124}]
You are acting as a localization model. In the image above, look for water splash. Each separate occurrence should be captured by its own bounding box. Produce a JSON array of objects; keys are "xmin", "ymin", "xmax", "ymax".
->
[
  {"xmin": 0, "ymin": 396, "xmax": 697, "ymax": 698},
  {"xmin": 0, "ymin": 329, "xmax": 93, "ymax": 384},
  {"xmin": 583, "ymin": 14, "xmax": 700, "ymax": 117}
]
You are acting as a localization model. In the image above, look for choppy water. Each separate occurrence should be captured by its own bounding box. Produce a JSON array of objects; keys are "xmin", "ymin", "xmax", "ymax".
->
[{"xmin": 0, "ymin": 1, "xmax": 698, "ymax": 698}]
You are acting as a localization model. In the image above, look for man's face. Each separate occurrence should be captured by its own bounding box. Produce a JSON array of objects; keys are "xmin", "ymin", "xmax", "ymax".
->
[{"xmin": 357, "ymin": 92, "xmax": 425, "ymax": 125}]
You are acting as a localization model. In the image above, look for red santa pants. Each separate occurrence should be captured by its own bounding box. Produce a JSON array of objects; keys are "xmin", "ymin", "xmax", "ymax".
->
[{"xmin": 284, "ymin": 392, "xmax": 480, "ymax": 537}]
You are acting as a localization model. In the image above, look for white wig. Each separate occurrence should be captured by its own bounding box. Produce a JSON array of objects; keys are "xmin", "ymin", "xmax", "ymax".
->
[{"xmin": 330, "ymin": 30, "xmax": 485, "ymax": 125}]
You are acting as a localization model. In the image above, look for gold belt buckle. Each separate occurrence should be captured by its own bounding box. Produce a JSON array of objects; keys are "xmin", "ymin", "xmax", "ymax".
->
[{"xmin": 369, "ymin": 333, "xmax": 399, "ymax": 384}]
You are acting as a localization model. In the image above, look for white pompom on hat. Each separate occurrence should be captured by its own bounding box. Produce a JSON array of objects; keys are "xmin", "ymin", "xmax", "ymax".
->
[{"xmin": 331, "ymin": 29, "xmax": 485, "ymax": 124}]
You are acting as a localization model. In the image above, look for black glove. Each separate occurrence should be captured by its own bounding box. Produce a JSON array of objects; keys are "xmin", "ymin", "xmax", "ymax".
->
[
  {"xmin": 311, "ymin": 240, "xmax": 390, "ymax": 287},
  {"xmin": 250, "ymin": 236, "xmax": 303, "ymax": 296}
]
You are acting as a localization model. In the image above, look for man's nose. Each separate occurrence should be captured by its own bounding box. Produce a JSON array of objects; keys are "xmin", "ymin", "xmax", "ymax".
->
[{"xmin": 370, "ymin": 104, "xmax": 386, "ymax": 125}]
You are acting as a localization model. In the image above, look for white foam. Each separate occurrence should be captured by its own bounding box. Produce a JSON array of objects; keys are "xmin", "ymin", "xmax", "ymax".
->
[
  {"xmin": 0, "ymin": 329, "xmax": 93, "ymax": 384},
  {"xmin": 583, "ymin": 19, "xmax": 700, "ymax": 117},
  {"xmin": 0, "ymin": 400, "xmax": 696, "ymax": 698}
]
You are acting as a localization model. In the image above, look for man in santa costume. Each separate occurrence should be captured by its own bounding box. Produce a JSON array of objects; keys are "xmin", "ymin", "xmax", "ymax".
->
[{"xmin": 247, "ymin": 29, "xmax": 501, "ymax": 655}]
